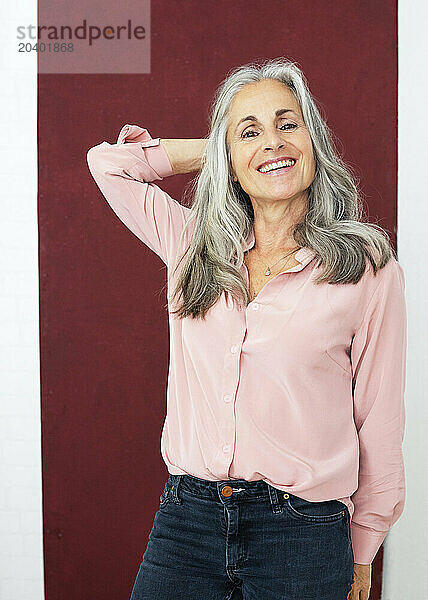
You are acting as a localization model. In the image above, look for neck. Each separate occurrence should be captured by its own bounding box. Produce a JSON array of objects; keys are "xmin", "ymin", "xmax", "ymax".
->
[{"xmin": 249, "ymin": 193, "xmax": 308, "ymax": 255}]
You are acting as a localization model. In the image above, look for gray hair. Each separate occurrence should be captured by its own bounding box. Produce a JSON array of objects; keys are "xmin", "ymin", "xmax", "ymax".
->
[{"xmin": 166, "ymin": 57, "xmax": 394, "ymax": 320}]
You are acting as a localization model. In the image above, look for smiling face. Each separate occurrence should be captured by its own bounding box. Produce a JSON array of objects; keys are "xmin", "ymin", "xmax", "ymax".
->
[{"xmin": 226, "ymin": 78, "xmax": 316, "ymax": 206}]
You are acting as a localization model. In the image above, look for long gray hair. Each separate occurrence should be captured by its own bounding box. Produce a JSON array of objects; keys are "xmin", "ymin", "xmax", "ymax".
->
[{"xmin": 166, "ymin": 57, "xmax": 395, "ymax": 320}]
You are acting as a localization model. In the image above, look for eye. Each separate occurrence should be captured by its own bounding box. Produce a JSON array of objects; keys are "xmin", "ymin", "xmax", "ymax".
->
[
  {"xmin": 241, "ymin": 129, "xmax": 258, "ymax": 139},
  {"xmin": 241, "ymin": 123, "xmax": 297, "ymax": 139}
]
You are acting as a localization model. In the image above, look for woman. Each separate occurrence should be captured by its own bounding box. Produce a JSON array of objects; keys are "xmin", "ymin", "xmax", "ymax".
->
[{"xmin": 87, "ymin": 58, "xmax": 407, "ymax": 600}]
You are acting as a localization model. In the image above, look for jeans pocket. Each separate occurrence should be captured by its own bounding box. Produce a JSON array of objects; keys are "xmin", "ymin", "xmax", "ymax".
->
[
  {"xmin": 284, "ymin": 493, "xmax": 347, "ymax": 523},
  {"xmin": 344, "ymin": 508, "xmax": 353, "ymax": 545},
  {"xmin": 159, "ymin": 482, "xmax": 171, "ymax": 508}
]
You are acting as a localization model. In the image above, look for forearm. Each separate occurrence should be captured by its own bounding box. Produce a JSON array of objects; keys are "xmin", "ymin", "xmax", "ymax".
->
[{"xmin": 160, "ymin": 138, "xmax": 208, "ymax": 175}]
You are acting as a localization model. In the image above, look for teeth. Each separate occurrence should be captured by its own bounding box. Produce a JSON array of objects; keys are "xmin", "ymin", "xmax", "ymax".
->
[{"xmin": 258, "ymin": 159, "xmax": 296, "ymax": 173}]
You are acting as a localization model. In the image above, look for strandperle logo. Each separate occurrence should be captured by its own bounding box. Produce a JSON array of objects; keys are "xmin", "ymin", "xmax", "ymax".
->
[
  {"xmin": 21, "ymin": 0, "xmax": 151, "ymax": 74},
  {"xmin": 17, "ymin": 19, "xmax": 147, "ymax": 47}
]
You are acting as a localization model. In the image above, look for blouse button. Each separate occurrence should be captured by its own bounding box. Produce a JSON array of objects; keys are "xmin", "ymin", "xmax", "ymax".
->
[
  {"xmin": 222, "ymin": 444, "xmax": 230, "ymax": 453},
  {"xmin": 223, "ymin": 395, "xmax": 232, "ymax": 403},
  {"xmin": 252, "ymin": 303, "xmax": 260, "ymax": 310},
  {"xmin": 230, "ymin": 345, "xmax": 238, "ymax": 354}
]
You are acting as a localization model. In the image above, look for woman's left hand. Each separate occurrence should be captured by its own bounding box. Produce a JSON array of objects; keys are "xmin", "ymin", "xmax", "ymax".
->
[{"xmin": 347, "ymin": 563, "xmax": 372, "ymax": 599}]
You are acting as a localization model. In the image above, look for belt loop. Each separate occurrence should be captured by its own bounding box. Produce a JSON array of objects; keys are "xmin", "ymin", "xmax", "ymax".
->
[
  {"xmin": 267, "ymin": 483, "xmax": 282, "ymax": 514},
  {"xmin": 169, "ymin": 474, "xmax": 183, "ymax": 504}
]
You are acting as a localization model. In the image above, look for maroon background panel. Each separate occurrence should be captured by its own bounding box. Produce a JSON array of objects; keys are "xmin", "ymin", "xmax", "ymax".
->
[{"xmin": 38, "ymin": 1, "xmax": 397, "ymax": 598}]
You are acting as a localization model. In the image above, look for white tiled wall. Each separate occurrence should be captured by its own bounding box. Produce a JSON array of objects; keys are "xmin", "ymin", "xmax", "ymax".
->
[
  {"xmin": 0, "ymin": 0, "xmax": 44, "ymax": 598},
  {"xmin": 382, "ymin": 2, "xmax": 428, "ymax": 599}
]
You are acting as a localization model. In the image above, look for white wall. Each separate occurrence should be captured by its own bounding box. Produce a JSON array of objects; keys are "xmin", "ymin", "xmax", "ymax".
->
[
  {"xmin": 381, "ymin": 1, "xmax": 428, "ymax": 599},
  {"xmin": 0, "ymin": 0, "xmax": 44, "ymax": 598}
]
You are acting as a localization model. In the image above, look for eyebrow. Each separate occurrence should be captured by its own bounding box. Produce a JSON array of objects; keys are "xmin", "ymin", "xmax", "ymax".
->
[{"xmin": 234, "ymin": 108, "xmax": 298, "ymax": 133}]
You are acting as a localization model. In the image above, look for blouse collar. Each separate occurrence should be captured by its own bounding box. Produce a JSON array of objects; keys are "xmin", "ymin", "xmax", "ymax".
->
[{"xmin": 242, "ymin": 226, "xmax": 318, "ymax": 272}]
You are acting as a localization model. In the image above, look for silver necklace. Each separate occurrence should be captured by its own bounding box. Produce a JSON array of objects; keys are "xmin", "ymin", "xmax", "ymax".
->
[{"xmin": 253, "ymin": 245, "xmax": 301, "ymax": 276}]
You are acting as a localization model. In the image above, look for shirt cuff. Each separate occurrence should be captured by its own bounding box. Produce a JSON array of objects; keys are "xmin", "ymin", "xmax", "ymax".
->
[
  {"xmin": 350, "ymin": 521, "xmax": 387, "ymax": 565},
  {"xmin": 116, "ymin": 123, "xmax": 174, "ymax": 180},
  {"xmin": 141, "ymin": 138, "xmax": 174, "ymax": 179}
]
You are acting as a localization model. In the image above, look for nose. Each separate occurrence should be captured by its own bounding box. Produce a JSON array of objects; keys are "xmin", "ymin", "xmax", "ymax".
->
[{"xmin": 262, "ymin": 130, "xmax": 285, "ymax": 152}]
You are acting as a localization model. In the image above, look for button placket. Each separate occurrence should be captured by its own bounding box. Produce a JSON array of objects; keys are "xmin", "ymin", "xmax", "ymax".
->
[{"xmin": 213, "ymin": 316, "xmax": 247, "ymax": 475}]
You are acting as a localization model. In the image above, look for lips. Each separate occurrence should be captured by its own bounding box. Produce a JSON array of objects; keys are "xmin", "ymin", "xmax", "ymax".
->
[
  {"xmin": 256, "ymin": 158, "xmax": 297, "ymax": 177},
  {"xmin": 256, "ymin": 156, "xmax": 298, "ymax": 171}
]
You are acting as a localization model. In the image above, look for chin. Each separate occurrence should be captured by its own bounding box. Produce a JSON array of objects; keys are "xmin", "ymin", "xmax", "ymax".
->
[{"xmin": 260, "ymin": 190, "xmax": 298, "ymax": 201}]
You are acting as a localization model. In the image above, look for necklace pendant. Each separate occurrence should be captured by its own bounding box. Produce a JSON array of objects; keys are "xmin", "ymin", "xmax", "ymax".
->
[{"xmin": 265, "ymin": 267, "xmax": 271, "ymax": 276}]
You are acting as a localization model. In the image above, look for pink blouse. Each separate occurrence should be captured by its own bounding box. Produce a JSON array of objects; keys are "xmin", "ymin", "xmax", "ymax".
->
[{"xmin": 86, "ymin": 124, "xmax": 407, "ymax": 565}]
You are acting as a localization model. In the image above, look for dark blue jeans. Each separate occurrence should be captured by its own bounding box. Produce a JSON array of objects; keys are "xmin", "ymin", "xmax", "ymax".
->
[{"xmin": 130, "ymin": 473, "xmax": 355, "ymax": 599}]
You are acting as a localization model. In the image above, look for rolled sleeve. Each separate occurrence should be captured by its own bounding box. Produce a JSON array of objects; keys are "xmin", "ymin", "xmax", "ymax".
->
[
  {"xmin": 116, "ymin": 124, "xmax": 174, "ymax": 180},
  {"xmin": 86, "ymin": 124, "xmax": 188, "ymax": 265}
]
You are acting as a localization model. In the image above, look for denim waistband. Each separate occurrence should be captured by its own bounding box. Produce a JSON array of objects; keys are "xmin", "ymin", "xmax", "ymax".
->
[{"xmin": 166, "ymin": 472, "xmax": 285, "ymax": 505}]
